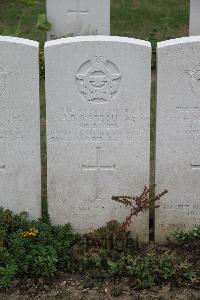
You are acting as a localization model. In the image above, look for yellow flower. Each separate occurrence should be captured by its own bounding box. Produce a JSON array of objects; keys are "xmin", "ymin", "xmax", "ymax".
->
[{"xmin": 21, "ymin": 228, "xmax": 39, "ymax": 238}]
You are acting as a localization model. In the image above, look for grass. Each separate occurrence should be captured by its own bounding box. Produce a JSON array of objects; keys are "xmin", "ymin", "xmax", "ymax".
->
[
  {"xmin": 0, "ymin": 0, "xmax": 46, "ymax": 41},
  {"xmin": 111, "ymin": 0, "xmax": 189, "ymax": 40},
  {"xmin": 0, "ymin": 0, "xmax": 189, "ymax": 221},
  {"xmin": 0, "ymin": 0, "xmax": 189, "ymax": 41}
]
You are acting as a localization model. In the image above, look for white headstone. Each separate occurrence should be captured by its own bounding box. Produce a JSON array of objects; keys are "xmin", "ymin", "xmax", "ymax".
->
[
  {"xmin": 0, "ymin": 36, "xmax": 41, "ymax": 219},
  {"xmin": 45, "ymin": 36, "xmax": 151, "ymax": 244},
  {"xmin": 155, "ymin": 37, "xmax": 200, "ymax": 244},
  {"xmin": 46, "ymin": 0, "xmax": 110, "ymax": 40},
  {"xmin": 189, "ymin": 0, "xmax": 200, "ymax": 36}
]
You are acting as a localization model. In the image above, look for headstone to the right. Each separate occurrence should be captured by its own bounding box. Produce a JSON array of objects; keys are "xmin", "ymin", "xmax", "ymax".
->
[
  {"xmin": 46, "ymin": 0, "xmax": 110, "ymax": 40},
  {"xmin": 155, "ymin": 37, "xmax": 200, "ymax": 245},
  {"xmin": 189, "ymin": 0, "xmax": 200, "ymax": 36},
  {"xmin": 0, "ymin": 36, "xmax": 41, "ymax": 219}
]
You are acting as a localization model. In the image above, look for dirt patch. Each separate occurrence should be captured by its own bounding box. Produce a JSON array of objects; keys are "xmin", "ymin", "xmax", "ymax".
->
[{"xmin": 0, "ymin": 272, "xmax": 199, "ymax": 300}]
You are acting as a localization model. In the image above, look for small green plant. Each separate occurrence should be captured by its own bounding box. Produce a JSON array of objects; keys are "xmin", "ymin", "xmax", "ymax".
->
[
  {"xmin": 26, "ymin": 244, "xmax": 57, "ymax": 277},
  {"xmin": 177, "ymin": 262, "xmax": 198, "ymax": 284},
  {"xmin": 109, "ymin": 253, "xmax": 159, "ymax": 288},
  {"xmin": 174, "ymin": 225, "xmax": 200, "ymax": 242},
  {"xmin": 36, "ymin": 13, "xmax": 51, "ymax": 31},
  {"xmin": 174, "ymin": 225, "xmax": 200, "ymax": 254},
  {"xmin": 159, "ymin": 254, "xmax": 175, "ymax": 280},
  {"xmin": 0, "ymin": 250, "xmax": 18, "ymax": 288}
]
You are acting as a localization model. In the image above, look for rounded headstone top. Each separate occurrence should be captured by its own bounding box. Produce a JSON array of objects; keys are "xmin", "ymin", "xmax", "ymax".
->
[
  {"xmin": 158, "ymin": 36, "xmax": 200, "ymax": 48},
  {"xmin": 45, "ymin": 35, "xmax": 151, "ymax": 48},
  {"xmin": 0, "ymin": 36, "xmax": 39, "ymax": 48}
]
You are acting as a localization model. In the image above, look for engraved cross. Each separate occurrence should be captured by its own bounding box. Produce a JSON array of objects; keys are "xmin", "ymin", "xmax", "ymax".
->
[
  {"xmin": 190, "ymin": 162, "xmax": 200, "ymax": 169},
  {"xmin": 82, "ymin": 147, "xmax": 115, "ymax": 200},
  {"xmin": 0, "ymin": 165, "xmax": 6, "ymax": 172},
  {"xmin": 68, "ymin": 0, "xmax": 89, "ymax": 35}
]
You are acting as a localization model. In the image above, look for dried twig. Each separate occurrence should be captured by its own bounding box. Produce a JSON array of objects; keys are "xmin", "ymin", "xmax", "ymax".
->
[{"xmin": 112, "ymin": 186, "xmax": 168, "ymax": 231}]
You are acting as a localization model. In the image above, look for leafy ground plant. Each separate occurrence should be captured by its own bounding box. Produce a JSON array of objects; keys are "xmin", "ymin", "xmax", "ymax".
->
[
  {"xmin": 0, "ymin": 187, "xmax": 199, "ymax": 291},
  {"xmin": 0, "ymin": 207, "xmax": 80, "ymax": 287},
  {"xmin": 108, "ymin": 252, "xmax": 199, "ymax": 289},
  {"xmin": 174, "ymin": 225, "xmax": 200, "ymax": 242},
  {"xmin": 174, "ymin": 225, "xmax": 200, "ymax": 254}
]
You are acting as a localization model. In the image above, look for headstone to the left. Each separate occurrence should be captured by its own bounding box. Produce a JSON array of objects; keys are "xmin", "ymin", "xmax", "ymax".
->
[
  {"xmin": 0, "ymin": 36, "xmax": 41, "ymax": 219},
  {"xmin": 46, "ymin": 0, "xmax": 110, "ymax": 40}
]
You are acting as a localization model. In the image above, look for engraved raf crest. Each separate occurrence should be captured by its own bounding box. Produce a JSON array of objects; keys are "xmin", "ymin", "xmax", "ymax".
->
[
  {"xmin": 0, "ymin": 72, "xmax": 9, "ymax": 97},
  {"xmin": 76, "ymin": 56, "xmax": 121, "ymax": 103},
  {"xmin": 185, "ymin": 63, "xmax": 200, "ymax": 98}
]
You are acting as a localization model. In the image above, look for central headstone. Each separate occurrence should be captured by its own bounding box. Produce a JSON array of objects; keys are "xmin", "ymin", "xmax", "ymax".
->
[
  {"xmin": 45, "ymin": 36, "xmax": 151, "ymax": 244},
  {"xmin": 46, "ymin": 0, "xmax": 110, "ymax": 40}
]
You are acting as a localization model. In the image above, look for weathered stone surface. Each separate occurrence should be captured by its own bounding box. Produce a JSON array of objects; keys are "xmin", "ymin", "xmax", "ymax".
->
[
  {"xmin": 0, "ymin": 36, "xmax": 41, "ymax": 219},
  {"xmin": 45, "ymin": 36, "xmax": 151, "ymax": 244},
  {"xmin": 47, "ymin": 0, "xmax": 110, "ymax": 40},
  {"xmin": 155, "ymin": 37, "xmax": 200, "ymax": 244},
  {"xmin": 189, "ymin": 0, "xmax": 200, "ymax": 36}
]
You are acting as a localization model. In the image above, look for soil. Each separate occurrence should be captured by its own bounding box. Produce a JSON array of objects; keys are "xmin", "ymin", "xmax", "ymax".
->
[
  {"xmin": 0, "ymin": 272, "xmax": 199, "ymax": 300},
  {"xmin": 0, "ymin": 241, "xmax": 199, "ymax": 299}
]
